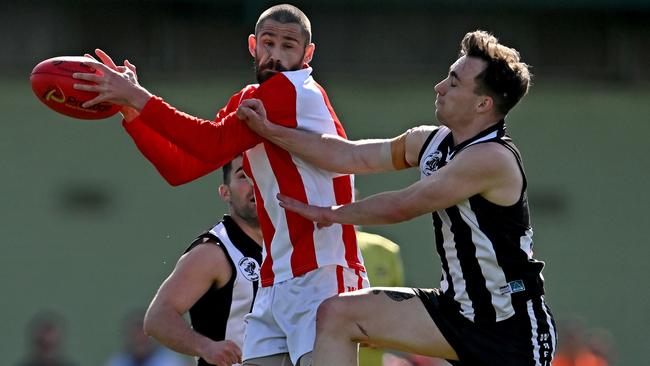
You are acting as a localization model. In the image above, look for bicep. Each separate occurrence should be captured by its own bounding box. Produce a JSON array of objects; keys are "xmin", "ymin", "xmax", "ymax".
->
[
  {"xmin": 404, "ymin": 125, "xmax": 438, "ymax": 167},
  {"xmin": 151, "ymin": 244, "xmax": 231, "ymax": 314},
  {"xmin": 382, "ymin": 125, "xmax": 436, "ymax": 172}
]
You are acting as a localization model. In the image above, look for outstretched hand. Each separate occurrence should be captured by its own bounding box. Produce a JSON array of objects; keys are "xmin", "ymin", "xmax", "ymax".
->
[
  {"xmin": 277, "ymin": 193, "xmax": 335, "ymax": 228},
  {"xmin": 82, "ymin": 49, "xmax": 140, "ymax": 120},
  {"xmin": 72, "ymin": 48, "xmax": 151, "ymax": 112},
  {"xmin": 236, "ymin": 98, "xmax": 271, "ymax": 136}
]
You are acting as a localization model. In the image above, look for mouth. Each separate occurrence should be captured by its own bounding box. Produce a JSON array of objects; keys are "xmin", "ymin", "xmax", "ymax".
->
[{"xmin": 260, "ymin": 60, "xmax": 288, "ymax": 73}]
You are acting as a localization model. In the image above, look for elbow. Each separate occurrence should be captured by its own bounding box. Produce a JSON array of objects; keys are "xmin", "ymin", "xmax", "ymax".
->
[
  {"xmin": 165, "ymin": 178, "xmax": 185, "ymax": 187},
  {"xmin": 159, "ymin": 172, "xmax": 191, "ymax": 187}
]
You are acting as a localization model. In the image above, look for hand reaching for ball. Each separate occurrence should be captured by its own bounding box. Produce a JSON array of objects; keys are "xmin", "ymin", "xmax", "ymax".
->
[
  {"xmin": 82, "ymin": 49, "xmax": 141, "ymax": 121},
  {"xmin": 72, "ymin": 49, "xmax": 152, "ymax": 117}
]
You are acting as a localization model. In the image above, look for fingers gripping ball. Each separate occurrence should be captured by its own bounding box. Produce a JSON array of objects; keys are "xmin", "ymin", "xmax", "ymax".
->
[{"xmin": 30, "ymin": 56, "xmax": 120, "ymax": 120}]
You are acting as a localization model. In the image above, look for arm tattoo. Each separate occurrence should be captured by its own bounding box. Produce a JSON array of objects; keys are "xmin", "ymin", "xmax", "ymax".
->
[{"xmin": 372, "ymin": 289, "xmax": 415, "ymax": 302}]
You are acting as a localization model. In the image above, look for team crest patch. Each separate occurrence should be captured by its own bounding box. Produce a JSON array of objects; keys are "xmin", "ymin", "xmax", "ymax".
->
[
  {"xmin": 499, "ymin": 280, "xmax": 526, "ymax": 295},
  {"xmin": 422, "ymin": 150, "xmax": 443, "ymax": 176},
  {"xmin": 238, "ymin": 257, "xmax": 260, "ymax": 281}
]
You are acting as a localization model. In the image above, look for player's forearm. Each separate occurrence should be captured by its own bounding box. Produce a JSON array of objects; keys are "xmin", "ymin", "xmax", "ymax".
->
[
  {"xmin": 329, "ymin": 178, "xmax": 448, "ymax": 226},
  {"xmin": 143, "ymin": 304, "xmax": 211, "ymax": 357},
  {"xmin": 264, "ymin": 122, "xmax": 391, "ymax": 174},
  {"xmin": 328, "ymin": 190, "xmax": 419, "ymax": 226}
]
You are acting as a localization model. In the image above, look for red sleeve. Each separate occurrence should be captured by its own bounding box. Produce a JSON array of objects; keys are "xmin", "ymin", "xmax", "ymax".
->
[
  {"xmin": 123, "ymin": 119, "xmax": 220, "ymax": 186},
  {"xmin": 125, "ymin": 79, "xmax": 299, "ymax": 186},
  {"xmin": 135, "ymin": 91, "xmax": 261, "ymax": 164},
  {"xmin": 124, "ymin": 88, "xmax": 262, "ymax": 185}
]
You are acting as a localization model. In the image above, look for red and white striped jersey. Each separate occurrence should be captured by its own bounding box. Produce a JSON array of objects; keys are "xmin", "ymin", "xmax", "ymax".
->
[{"xmin": 123, "ymin": 67, "xmax": 365, "ymax": 286}]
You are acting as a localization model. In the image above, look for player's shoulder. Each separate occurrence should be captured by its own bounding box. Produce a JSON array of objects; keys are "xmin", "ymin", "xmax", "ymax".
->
[
  {"xmin": 171, "ymin": 239, "xmax": 233, "ymax": 283},
  {"xmin": 239, "ymin": 84, "xmax": 260, "ymax": 98},
  {"xmin": 356, "ymin": 231, "xmax": 401, "ymax": 253},
  {"xmin": 407, "ymin": 124, "xmax": 439, "ymax": 135},
  {"xmin": 404, "ymin": 124, "xmax": 441, "ymax": 166},
  {"xmin": 454, "ymin": 141, "xmax": 521, "ymax": 178},
  {"xmin": 461, "ymin": 140, "xmax": 518, "ymax": 162},
  {"xmin": 223, "ymin": 84, "xmax": 259, "ymax": 111},
  {"xmin": 181, "ymin": 238, "xmax": 230, "ymax": 267}
]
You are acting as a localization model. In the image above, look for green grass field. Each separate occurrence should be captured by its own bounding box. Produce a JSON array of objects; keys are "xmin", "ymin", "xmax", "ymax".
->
[{"xmin": 1, "ymin": 75, "xmax": 649, "ymax": 365}]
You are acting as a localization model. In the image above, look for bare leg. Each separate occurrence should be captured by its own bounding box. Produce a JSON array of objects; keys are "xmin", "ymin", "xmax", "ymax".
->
[
  {"xmin": 243, "ymin": 353, "xmax": 294, "ymax": 366},
  {"xmin": 312, "ymin": 287, "xmax": 458, "ymax": 366}
]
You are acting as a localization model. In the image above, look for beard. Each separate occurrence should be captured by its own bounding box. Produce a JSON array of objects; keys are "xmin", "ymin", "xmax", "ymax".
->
[
  {"xmin": 254, "ymin": 50, "xmax": 305, "ymax": 83},
  {"xmin": 231, "ymin": 200, "xmax": 260, "ymax": 228}
]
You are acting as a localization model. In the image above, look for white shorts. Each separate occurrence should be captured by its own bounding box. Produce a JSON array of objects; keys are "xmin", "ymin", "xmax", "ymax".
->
[{"xmin": 242, "ymin": 265, "xmax": 369, "ymax": 364}]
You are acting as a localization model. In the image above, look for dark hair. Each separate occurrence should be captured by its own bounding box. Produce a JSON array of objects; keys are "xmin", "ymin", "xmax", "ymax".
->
[
  {"xmin": 255, "ymin": 4, "xmax": 312, "ymax": 45},
  {"xmin": 222, "ymin": 160, "xmax": 234, "ymax": 186},
  {"xmin": 460, "ymin": 30, "xmax": 531, "ymax": 115},
  {"xmin": 222, "ymin": 154, "xmax": 243, "ymax": 185}
]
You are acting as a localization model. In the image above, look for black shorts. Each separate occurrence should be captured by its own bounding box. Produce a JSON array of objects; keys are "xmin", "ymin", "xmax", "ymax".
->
[{"xmin": 414, "ymin": 288, "xmax": 556, "ymax": 366}]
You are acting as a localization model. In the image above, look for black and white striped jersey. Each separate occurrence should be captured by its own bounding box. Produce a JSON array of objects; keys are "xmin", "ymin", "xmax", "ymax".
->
[
  {"xmin": 185, "ymin": 215, "xmax": 262, "ymax": 366},
  {"xmin": 418, "ymin": 120, "xmax": 546, "ymax": 324}
]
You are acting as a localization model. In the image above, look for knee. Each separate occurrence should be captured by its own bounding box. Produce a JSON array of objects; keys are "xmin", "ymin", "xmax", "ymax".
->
[{"xmin": 316, "ymin": 296, "xmax": 350, "ymax": 333}]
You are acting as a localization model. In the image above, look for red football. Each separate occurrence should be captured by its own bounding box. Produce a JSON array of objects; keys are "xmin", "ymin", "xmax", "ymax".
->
[{"xmin": 30, "ymin": 56, "xmax": 120, "ymax": 120}]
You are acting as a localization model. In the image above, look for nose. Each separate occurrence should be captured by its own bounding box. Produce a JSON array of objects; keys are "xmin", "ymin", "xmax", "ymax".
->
[
  {"xmin": 265, "ymin": 44, "xmax": 281, "ymax": 62},
  {"xmin": 434, "ymin": 80, "xmax": 445, "ymax": 95}
]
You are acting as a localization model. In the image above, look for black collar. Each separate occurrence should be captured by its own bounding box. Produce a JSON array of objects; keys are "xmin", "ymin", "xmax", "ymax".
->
[
  {"xmin": 221, "ymin": 215, "xmax": 261, "ymax": 254},
  {"xmin": 451, "ymin": 119, "xmax": 506, "ymax": 153}
]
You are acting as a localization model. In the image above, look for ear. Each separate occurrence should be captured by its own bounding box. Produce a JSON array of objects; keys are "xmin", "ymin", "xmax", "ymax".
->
[
  {"xmin": 218, "ymin": 184, "xmax": 230, "ymax": 203},
  {"xmin": 476, "ymin": 96, "xmax": 493, "ymax": 114},
  {"xmin": 248, "ymin": 34, "xmax": 257, "ymax": 59},
  {"xmin": 303, "ymin": 43, "xmax": 315, "ymax": 64}
]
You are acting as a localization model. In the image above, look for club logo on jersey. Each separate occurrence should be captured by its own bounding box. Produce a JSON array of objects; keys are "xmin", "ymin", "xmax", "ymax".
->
[
  {"xmin": 238, "ymin": 257, "xmax": 260, "ymax": 282},
  {"xmin": 499, "ymin": 280, "xmax": 526, "ymax": 295},
  {"xmin": 422, "ymin": 150, "xmax": 443, "ymax": 176}
]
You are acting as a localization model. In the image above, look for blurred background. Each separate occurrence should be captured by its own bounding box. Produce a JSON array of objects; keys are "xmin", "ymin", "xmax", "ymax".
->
[{"xmin": 2, "ymin": 0, "xmax": 649, "ymax": 365}]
